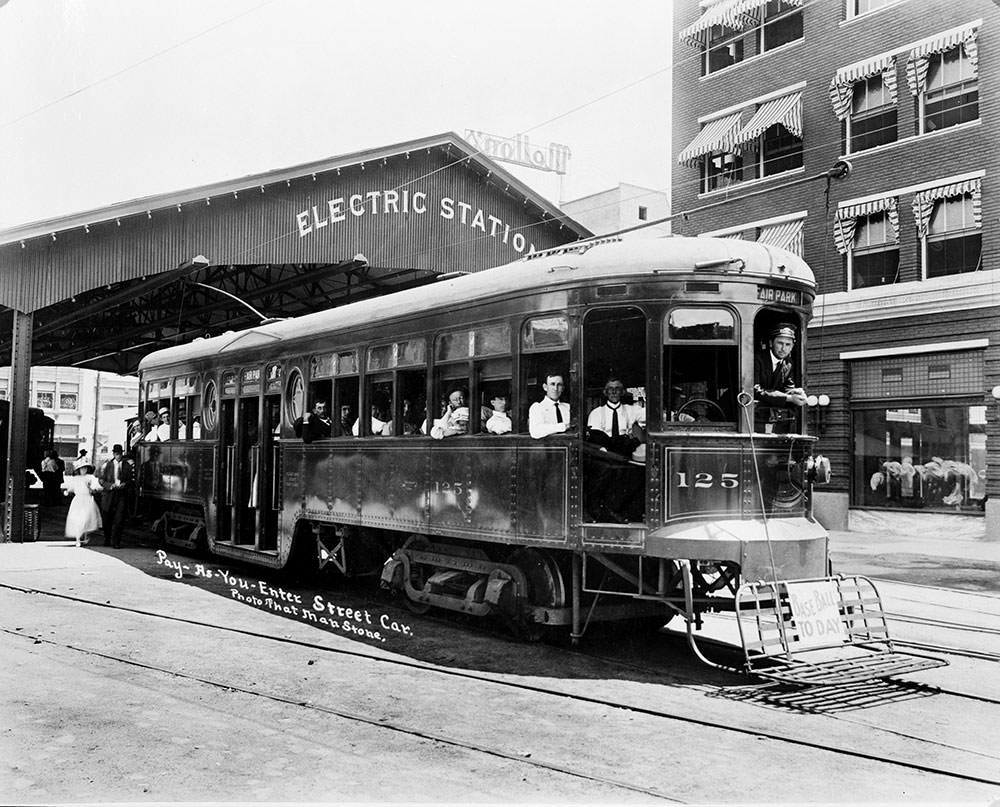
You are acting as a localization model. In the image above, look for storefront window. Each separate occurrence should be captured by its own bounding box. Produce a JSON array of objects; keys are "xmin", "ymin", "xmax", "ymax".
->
[{"xmin": 854, "ymin": 405, "xmax": 987, "ymax": 513}]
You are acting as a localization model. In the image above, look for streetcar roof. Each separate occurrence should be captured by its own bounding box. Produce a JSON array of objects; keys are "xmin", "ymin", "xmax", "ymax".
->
[{"xmin": 139, "ymin": 235, "xmax": 814, "ymax": 372}]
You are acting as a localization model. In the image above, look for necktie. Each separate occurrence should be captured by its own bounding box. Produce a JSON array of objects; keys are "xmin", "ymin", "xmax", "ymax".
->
[
  {"xmin": 555, "ymin": 401, "xmax": 563, "ymax": 423},
  {"xmin": 610, "ymin": 405, "xmax": 620, "ymax": 438}
]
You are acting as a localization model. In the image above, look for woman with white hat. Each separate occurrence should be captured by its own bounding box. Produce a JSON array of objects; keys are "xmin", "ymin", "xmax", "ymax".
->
[{"xmin": 61, "ymin": 463, "xmax": 103, "ymax": 547}]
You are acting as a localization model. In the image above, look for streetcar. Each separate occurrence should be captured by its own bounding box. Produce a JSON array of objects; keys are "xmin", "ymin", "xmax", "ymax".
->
[
  {"xmin": 0, "ymin": 400, "xmax": 55, "ymax": 498},
  {"xmin": 134, "ymin": 236, "xmax": 944, "ymax": 681}
]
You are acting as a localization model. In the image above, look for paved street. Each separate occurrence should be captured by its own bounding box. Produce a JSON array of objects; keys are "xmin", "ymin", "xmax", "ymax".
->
[{"xmin": 1, "ymin": 504, "xmax": 998, "ymax": 804}]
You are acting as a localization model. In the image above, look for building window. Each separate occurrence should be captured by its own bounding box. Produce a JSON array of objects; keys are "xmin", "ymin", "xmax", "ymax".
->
[
  {"xmin": 849, "ymin": 0, "xmax": 897, "ymax": 17},
  {"xmin": 705, "ymin": 24, "xmax": 744, "ymax": 75},
  {"xmin": 681, "ymin": 2, "xmax": 801, "ymax": 78},
  {"xmin": 922, "ymin": 46, "xmax": 978, "ymax": 133},
  {"xmin": 59, "ymin": 393, "xmax": 78, "ymax": 410},
  {"xmin": 760, "ymin": 0, "xmax": 803, "ymax": 53},
  {"xmin": 854, "ymin": 405, "xmax": 987, "ymax": 513},
  {"xmin": 701, "ymin": 151, "xmax": 743, "ymax": 193},
  {"xmin": 35, "ymin": 381, "xmax": 55, "ymax": 410},
  {"xmin": 850, "ymin": 211, "xmax": 899, "ymax": 289},
  {"xmin": 834, "ymin": 198, "xmax": 899, "ymax": 286},
  {"xmin": 638, "ymin": 206, "xmax": 648, "ymax": 221},
  {"xmin": 849, "ymin": 73, "xmax": 897, "ymax": 151},
  {"xmin": 925, "ymin": 193, "xmax": 981, "ymax": 277},
  {"xmin": 760, "ymin": 123, "xmax": 803, "ymax": 176}
]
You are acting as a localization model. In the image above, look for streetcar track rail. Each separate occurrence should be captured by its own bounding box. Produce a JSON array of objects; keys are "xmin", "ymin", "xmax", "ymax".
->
[
  {"xmin": 4, "ymin": 580, "xmax": 1000, "ymax": 789},
  {"xmin": 3, "ymin": 626, "xmax": 684, "ymax": 804}
]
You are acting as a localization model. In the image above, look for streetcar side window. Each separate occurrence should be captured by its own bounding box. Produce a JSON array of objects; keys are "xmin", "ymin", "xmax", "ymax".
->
[
  {"xmin": 432, "ymin": 369, "xmax": 469, "ymax": 437},
  {"xmin": 398, "ymin": 369, "xmax": 426, "ymax": 436},
  {"xmin": 308, "ymin": 379, "xmax": 333, "ymax": 431},
  {"xmin": 334, "ymin": 377, "xmax": 358, "ymax": 437},
  {"xmin": 361, "ymin": 376, "xmax": 393, "ymax": 436},
  {"xmin": 520, "ymin": 352, "xmax": 570, "ymax": 432},
  {"xmin": 521, "ymin": 315, "xmax": 571, "ymax": 433},
  {"xmin": 664, "ymin": 307, "xmax": 738, "ymax": 426},
  {"xmin": 477, "ymin": 358, "xmax": 512, "ymax": 435}
]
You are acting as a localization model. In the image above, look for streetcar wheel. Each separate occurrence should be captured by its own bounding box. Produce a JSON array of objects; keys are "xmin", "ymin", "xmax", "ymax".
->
[
  {"xmin": 401, "ymin": 535, "xmax": 432, "ymax": 615},
  {"xmin": 505, "ymin": 547, "xmax": 566, "ymax": 642}
]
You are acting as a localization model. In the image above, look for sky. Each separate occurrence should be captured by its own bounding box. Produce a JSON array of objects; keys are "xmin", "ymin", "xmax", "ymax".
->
[{"xmin": 0, "ymin": 0, "xmax": 674, "ymax": 230}]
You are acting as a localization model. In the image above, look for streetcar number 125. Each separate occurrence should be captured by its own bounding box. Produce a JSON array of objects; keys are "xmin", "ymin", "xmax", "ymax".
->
[{"xmin": 676, "ymin": 472, "xmax": 739, "ymax": 488}]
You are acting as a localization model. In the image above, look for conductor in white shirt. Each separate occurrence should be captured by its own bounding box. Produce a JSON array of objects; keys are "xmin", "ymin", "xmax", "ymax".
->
[
  {"xmin": 528, "ymin": 374, "xmax": 572, "ymax": 439},
  {"xmin": 584, "ymin": 377, "xmax": 646, "ymax": 523}
]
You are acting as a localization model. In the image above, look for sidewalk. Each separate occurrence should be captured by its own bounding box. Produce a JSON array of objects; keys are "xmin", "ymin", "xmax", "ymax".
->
[{"xmin": 10, "ymin": 501, "xmax": 998, "ymax": 594}]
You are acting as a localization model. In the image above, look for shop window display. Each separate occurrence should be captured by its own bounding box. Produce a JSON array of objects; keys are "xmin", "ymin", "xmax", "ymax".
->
[{"xmin": 854, "ymin": 405, "xmax": 987, "ymax": 513}]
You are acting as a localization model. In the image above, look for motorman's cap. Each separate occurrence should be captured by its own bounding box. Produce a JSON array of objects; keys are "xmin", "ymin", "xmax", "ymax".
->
[{"xmin": 770, "ymin": 323, "xmax": 797, "ymax": 340}]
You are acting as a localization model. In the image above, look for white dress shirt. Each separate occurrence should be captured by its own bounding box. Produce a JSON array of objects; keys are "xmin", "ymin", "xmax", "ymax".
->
[
  {"xmin": 528, "ymin": 397, "xmax": 570, "ymax": 439},
  {"xmin": 586, "ymin": 402, "xmax": 644, "ymax": 436}
]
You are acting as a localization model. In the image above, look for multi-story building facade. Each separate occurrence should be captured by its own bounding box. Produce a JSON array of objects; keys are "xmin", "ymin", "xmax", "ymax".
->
[
  {"xmin": 562, "ymin": 183, "xmax": 671, "ymax": 238},
  {"xmin": 672, "ymin": 0, "xmax": 999, "ymax": 537},
  {"xmin": 0, "ymin": 367, "xmax": 138, "ymax": 464}
]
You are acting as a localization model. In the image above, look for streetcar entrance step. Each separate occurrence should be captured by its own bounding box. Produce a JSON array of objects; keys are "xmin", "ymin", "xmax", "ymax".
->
[{"xmin": 734, "ymin": 575, "xmax": 948, "ymax": 686}]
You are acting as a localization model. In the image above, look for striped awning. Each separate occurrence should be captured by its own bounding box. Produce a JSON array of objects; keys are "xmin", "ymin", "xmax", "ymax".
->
[
  {"xmin": 828, "ymin": 55, "xmax": 897, "ymax": 120},
  {"xmin": 734, "ymin": 93, "xmax": 801, "ymax": 150},
  {"xmin": 757, "ymin": 218, "xmax": 803, "ymax": 256},
  {"xmin": 678, "ymin": 0, "xmax": 765, "ymax": 47},
  {"xmin": 912, "ymin": 178, "xmax": 981, "ymax": 238},
  {"xmin": 833, "ymin": 197, "xmax": 899, "ymax": 254},
  {"xmin": 678, "ymin": 0, "xmax": 804, "ymax": 47},
  {"xmin": 905, "ymin": 25, "xmax": 979, "ymax": 96},
  {"xmin": 677, "ymin": 113, "xmax": 742, "ymax": 166}
]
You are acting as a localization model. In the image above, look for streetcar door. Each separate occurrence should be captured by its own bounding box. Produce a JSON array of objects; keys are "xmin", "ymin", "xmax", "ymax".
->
[
  {"xmin": 218, "ymin": 397, "xmax": 236, "ymax": 542},
  {"xmin": 235, "ymin": 395, "xmax": 260, "ymax": 545},
  {"xmin": 260, "ymin": 393, "xmax": 281, "ymax": 550},
  {"xmin": 581, "ymin": 307, "xmax": 648, "ymax": 524}
]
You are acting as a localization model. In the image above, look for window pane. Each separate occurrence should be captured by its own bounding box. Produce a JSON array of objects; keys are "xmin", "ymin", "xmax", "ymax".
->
[
  {"xmin": 762, "ymin": 124, "xmax": 802, "ymax": 175},
  {"xmin": 854, "ymin": 405, "xmax": 987, "ymax": 512},
  {"xmin": 853, "ymin": 249, "xmax": 899, "ymax": 288},
  {"xmin": 927, "ymin": 233, "xmax": 982, "ymax": 277},
  {"xmin": 436, "ymin": 330, "xmax": 470, "ymax": 361},
  {"xmin": 929, "ymin": 194, "xmax": 973, "ymax": 234},
  {"xmin": 368, "ymin": 345, "xmax": 393, "ymax": 371},
  {"xmin": 667, "ymin": 308, "xmax": 735, "ymax": 340},
  {"xmin": 665, "ymin": 345, "xmax": 738, "ymax": 423},
  {"xmin": 705, "ymin": 27, "xmax": 743, "ymax": 75},
  {"xmin": 336, "ymin": 351, "xmax": 357, "ymax": 375},
  {"xmin": 762, "ymin": 4, "xmax": 802, "ymax": 51},
  {"xmin": 522, "ymin": 316, "xmax": 569, "ymax": 350},
  {"xmin": 396, "ymin": 339, "xmax": 426, "ymax": 367},
  {"xmin": 703, "ymin": 151, "xmax": 743, "ymax": 192},
  {"xmin": 474, "ymin": 322, "xmax": 510, "ymax": 356},
  {"xmin": 851, "ymin": 107, "xmax": 897, "ymax": 151}
]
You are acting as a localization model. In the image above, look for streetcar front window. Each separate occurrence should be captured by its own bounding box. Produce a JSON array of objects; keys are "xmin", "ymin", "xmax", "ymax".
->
[{"xmin": 664, "ymin": 307, "xmax": 738, "ymax": 426}]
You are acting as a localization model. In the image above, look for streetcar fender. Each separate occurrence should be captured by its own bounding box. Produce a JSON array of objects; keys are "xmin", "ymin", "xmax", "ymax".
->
[{"xmin": 646, "ymin": 517, "xmax": 828, "ymax": 582}]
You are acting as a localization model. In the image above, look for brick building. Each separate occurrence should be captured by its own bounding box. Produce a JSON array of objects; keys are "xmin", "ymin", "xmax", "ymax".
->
[{"xmin": 672, "ymin": 0, "xmax": 999, "ymax": 537}]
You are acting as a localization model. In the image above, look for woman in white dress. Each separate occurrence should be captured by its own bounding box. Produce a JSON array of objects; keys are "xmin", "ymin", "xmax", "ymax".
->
[{"xmin": 62, "ymin": 464, "xmax": 103, "ymax": 547}]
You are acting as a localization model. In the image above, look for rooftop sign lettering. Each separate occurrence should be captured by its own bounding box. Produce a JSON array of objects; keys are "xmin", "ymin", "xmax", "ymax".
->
[
  {"xmin": 464, "ymin": 129, "xmax": 571, "ymax": 175},
  {"xmin": 294, "ymin": 189, "xmax": 536, "ymax": 254}
]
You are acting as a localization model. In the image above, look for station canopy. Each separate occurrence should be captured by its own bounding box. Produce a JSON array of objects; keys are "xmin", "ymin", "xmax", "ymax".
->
[{"xmin": 0, "ymin": 132, "xmax": 590, "ymax": 374}]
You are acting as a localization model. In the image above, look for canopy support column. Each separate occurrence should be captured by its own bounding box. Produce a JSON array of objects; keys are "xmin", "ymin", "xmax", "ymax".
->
[{"xmin": 4, "ymin": 310, "xmax": 33, "ymax": 543}]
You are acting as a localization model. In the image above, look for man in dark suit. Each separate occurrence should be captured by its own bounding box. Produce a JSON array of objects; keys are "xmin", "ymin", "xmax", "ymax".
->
[
  {"xmin": 99, "ymin": 444, "xmax": 135, "ymax": 548},
  {"xmin": 753, "ymin": 323, "xmax": 808, "ymax": 433},
  {"xmin": 293, "ymin": 400, "xmax": 333, "ymax": 443}
]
